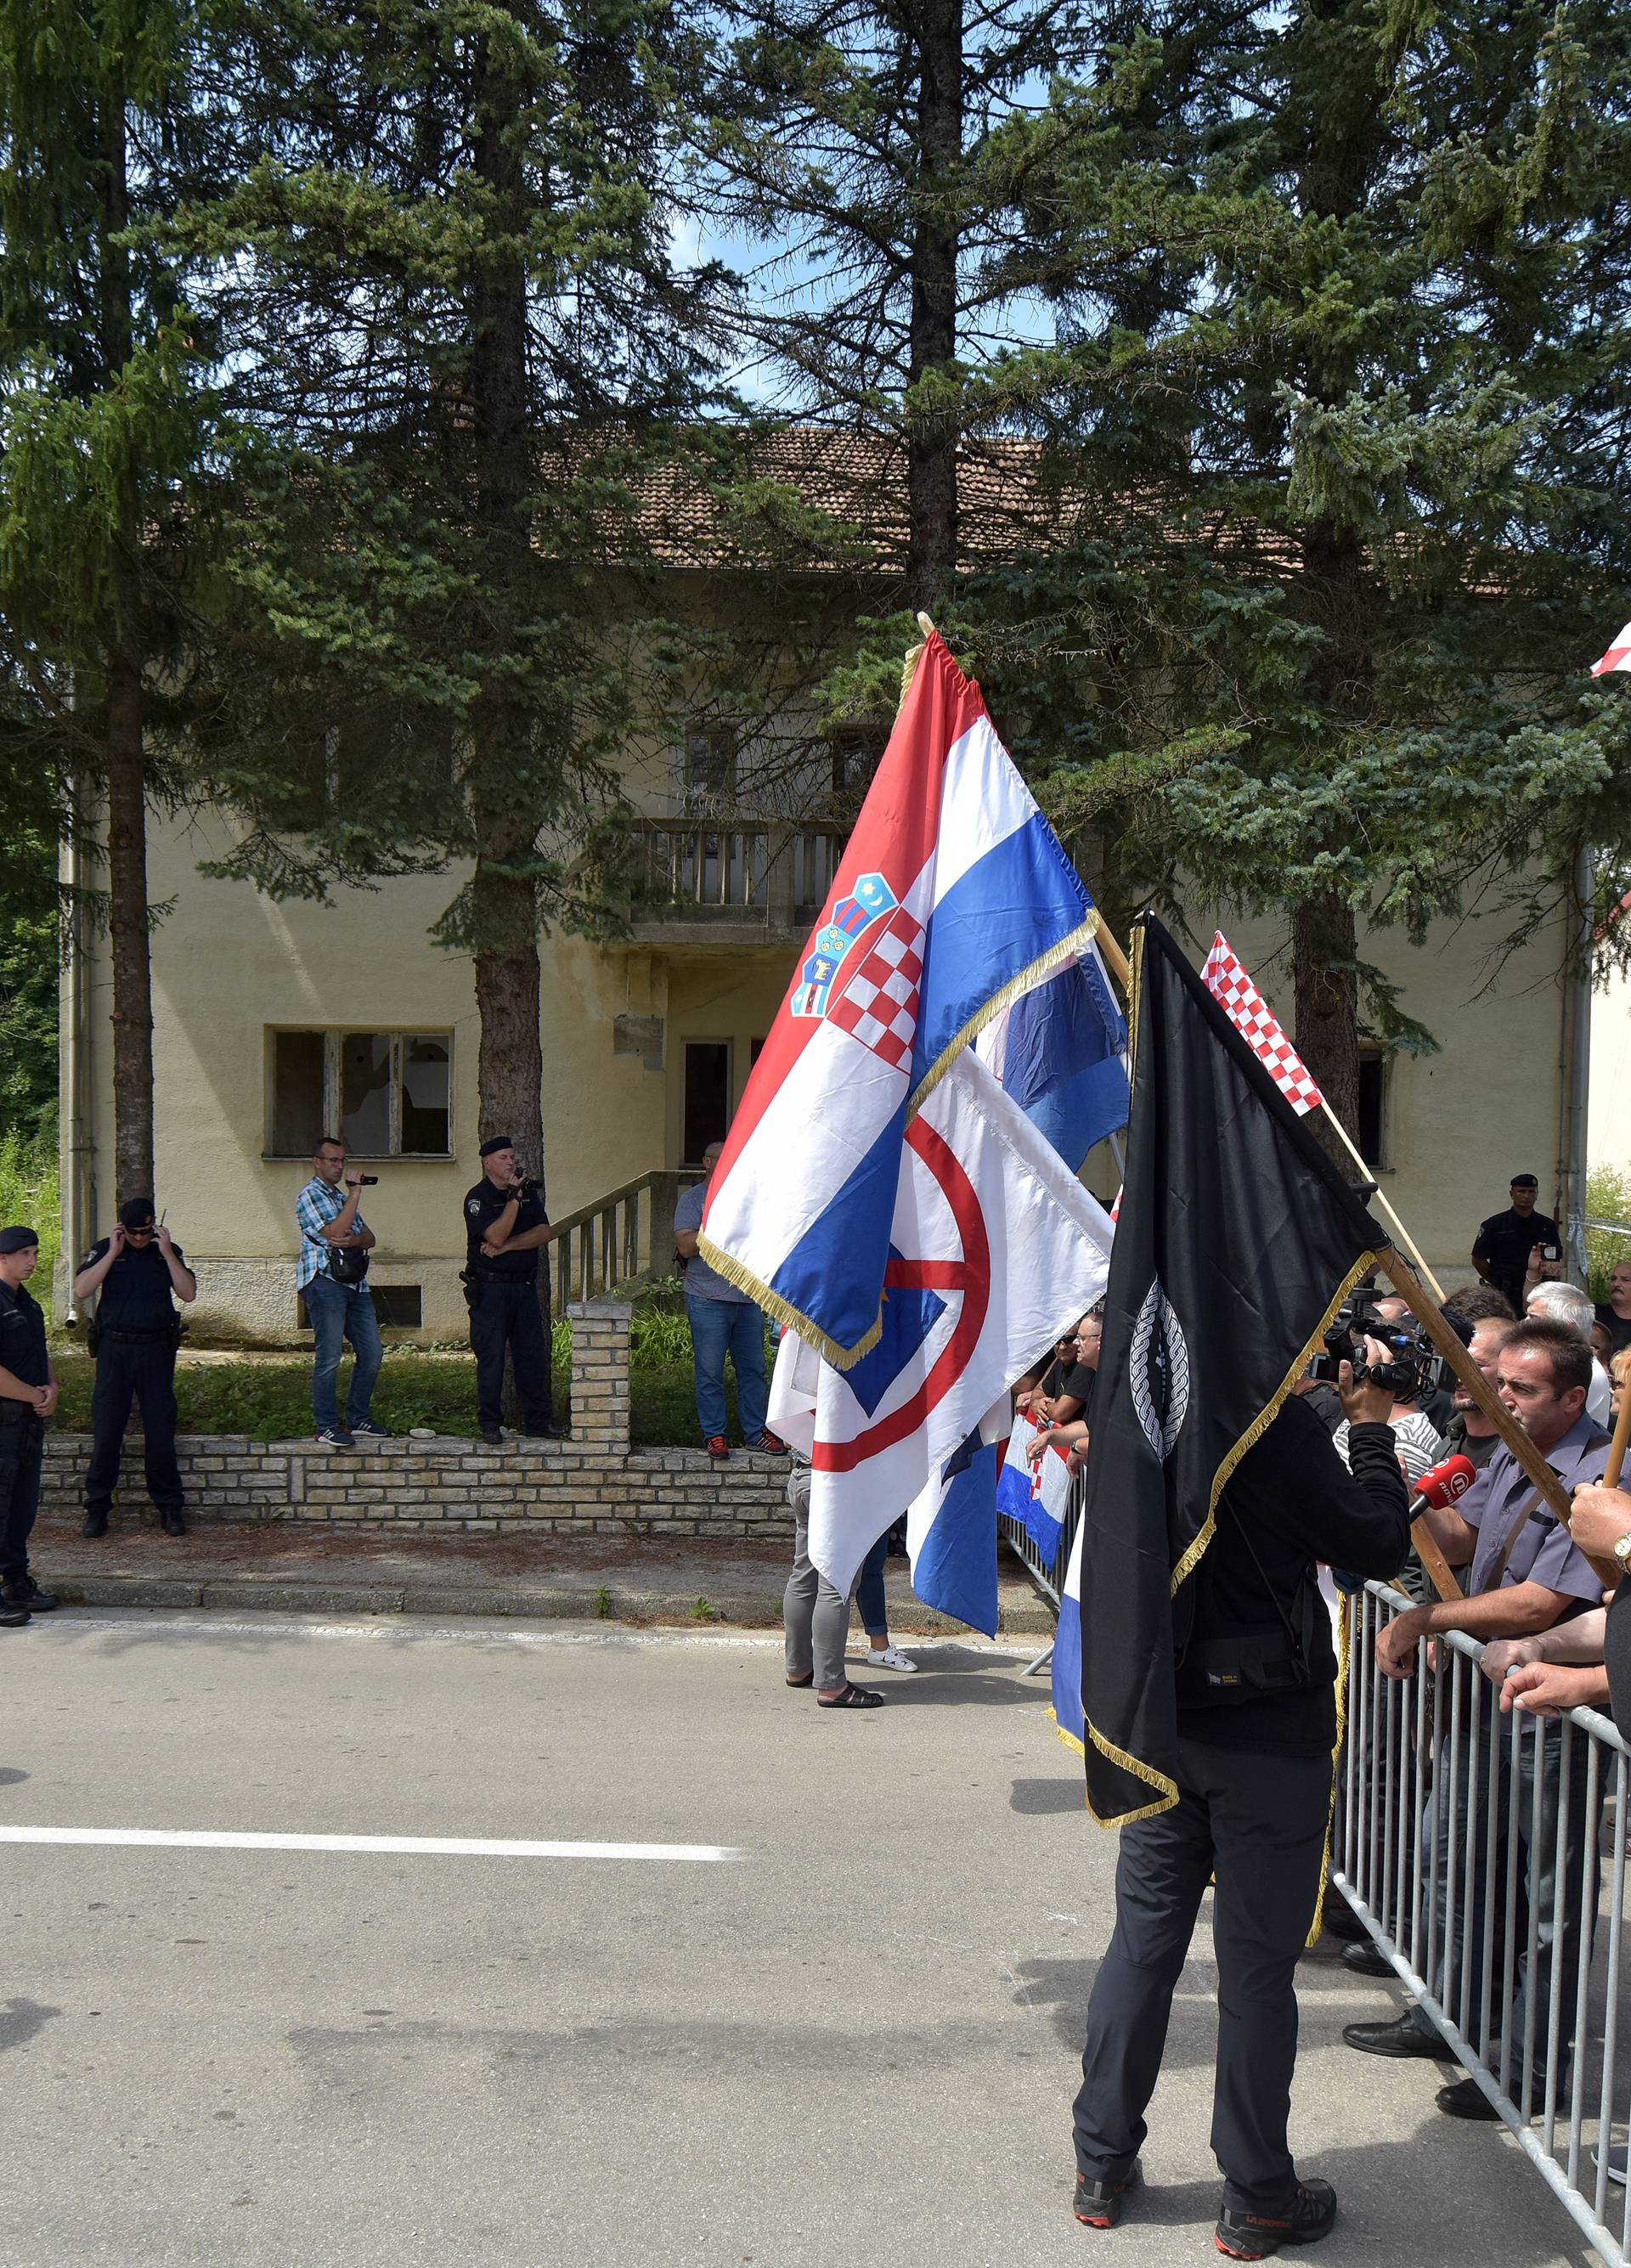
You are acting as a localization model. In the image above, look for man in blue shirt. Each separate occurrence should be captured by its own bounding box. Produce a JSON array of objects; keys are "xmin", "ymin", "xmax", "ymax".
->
[
  {"xmin": 296, "ymin": 1137, "xmax": 387, "ymax": 1449},
  {"xmin": 1343, "ymin": 1316, "xmax": 1607, "ymax": 2117},
  {"xmin": 674, "ymin": 1142, "xmax": 777, "ymax": 1459}
]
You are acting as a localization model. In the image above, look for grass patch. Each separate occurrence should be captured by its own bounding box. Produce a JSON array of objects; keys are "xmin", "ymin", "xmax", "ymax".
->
[{"xmin": 0, "ymin": 1135, "xmax": 59, "ymax": 1285}]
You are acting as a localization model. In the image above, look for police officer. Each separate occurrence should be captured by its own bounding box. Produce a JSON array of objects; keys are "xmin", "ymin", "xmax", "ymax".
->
[
  {"xmin": 1071, "ymin": 1363, "xmax": 1410, "ymax": 2259},
  {"xmin": 73, "ymin": 1198, "xmax": 196, "ymax": 1537},
  {"xmin": 1470, "ymin": 1171, "xmax": 1561, "ymax": 1314},
  {"xmin": 0, "ymin": 1225, "xmax": 60, "ymax": 1622},
  {"xmin": 463, "ymin": 1137, "xmax": 561, "ymax": 1446}
]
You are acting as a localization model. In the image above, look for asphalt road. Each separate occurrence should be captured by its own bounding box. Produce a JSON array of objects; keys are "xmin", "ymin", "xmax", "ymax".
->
[{"xmin": 0, "ymin": 1611, "xmax": 1591, "ymax": 2267}]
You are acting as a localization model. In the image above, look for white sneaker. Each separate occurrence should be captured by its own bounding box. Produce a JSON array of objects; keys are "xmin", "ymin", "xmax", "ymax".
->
[{"xmin": 866, "ymin": 1645, "xmax": 917, "ymax": 1673}]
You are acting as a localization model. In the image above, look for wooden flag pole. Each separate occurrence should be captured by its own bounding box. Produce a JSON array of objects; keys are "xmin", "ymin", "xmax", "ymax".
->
[
  {"xmin": 1317, "ymin": 1112, "xmax": 1446, "ymax": 1301},
  {"xmin": 1411, "ymin": 1518, "xmax": 1465, "ymax": 1604},
  {"xmin": 1382, "ymin": 1249, "xmax": 1618, "ymax": 1591},
  {"xmin": 1604, "ymin": 1374, "xmax": 1631, "ymax": 1492}
]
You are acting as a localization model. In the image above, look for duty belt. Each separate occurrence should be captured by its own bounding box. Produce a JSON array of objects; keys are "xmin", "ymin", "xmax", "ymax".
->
[
  {"xmin": 100, "ymin": 1325, "xmax": 176, "ymax": 1345},
  {"xmin": 469, "ymin": 1264, "xmax": 537, "ymax": 1286}
]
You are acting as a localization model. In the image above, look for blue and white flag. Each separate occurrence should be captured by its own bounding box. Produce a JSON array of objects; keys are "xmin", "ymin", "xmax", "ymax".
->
[
  {"xmin": 905, "ymin": 1421, "xmax": 1005, "ymax": 1638},
  {"xmin": 977, "ymin": 944, "xmax": 1129, "ymax": 1172},
  {"xmin": 767, "ymin": 1048, "xmax": 1115, "ymax": 1596},
  {"xmin": 1051, "ymin": 1514, "xmax": 1086, "ymax": 1753},
  {"xmin": 702, "ymin": 631, "xmax": 1099, "ymax": 1364}
]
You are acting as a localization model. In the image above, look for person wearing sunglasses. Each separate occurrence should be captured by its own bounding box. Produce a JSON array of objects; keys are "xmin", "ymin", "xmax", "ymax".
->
[{"xmin": 74, "ymin": 1199, "xmax": 196, "ymax": 1537}]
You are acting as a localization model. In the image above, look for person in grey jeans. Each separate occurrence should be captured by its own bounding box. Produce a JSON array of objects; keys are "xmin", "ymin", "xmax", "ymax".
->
[{"xmin": 783, "ymin": 1457, "xmax": 884, "ymax": 1709}]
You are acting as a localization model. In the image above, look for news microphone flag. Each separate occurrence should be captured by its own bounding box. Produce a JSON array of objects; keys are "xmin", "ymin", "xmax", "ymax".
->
[
  {"xmin": 767, "ymin": 1047, "xmax": 1113, "ymax": 1598},
  {"xmin": 1593, "ymin": 623, "xmax": 1631, "ymax": 678},
  {"xmin": 1199, "ymin": 932, "xmax": 1323, "ymax": 1117},
  {"xmin": 976, "ymin": 945, "xmax": 1130, "ymax": 1171},
  {"xmin": 700, "ymin": 629, "xmax": 1098, "ymax": 1365}
]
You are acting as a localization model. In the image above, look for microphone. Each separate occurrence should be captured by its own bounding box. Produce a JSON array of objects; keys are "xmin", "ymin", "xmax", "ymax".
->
[{"xmin": 1412, "ymin": 1453, "xmax": 1476, "ymax": 1510}]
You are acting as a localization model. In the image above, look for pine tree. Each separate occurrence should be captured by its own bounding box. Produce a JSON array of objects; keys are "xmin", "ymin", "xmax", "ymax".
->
[
  {"xmin": 962, "ymin": 0, "xmax": 1631, "ymax": 1132},
  {"xmin": 0, "ymin": 0, "xmax": 225, "ymax": 1200}
]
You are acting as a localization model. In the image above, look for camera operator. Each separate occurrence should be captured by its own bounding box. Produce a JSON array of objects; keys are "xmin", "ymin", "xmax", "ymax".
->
[
  {"xmin": 463, "ymin": 1137, "xmax": 561, "ymax": 1447},
  {"xmin": 74, "ymin": 1198, "xmax": 195, "ymax": 1537},
  {"xmin": 295, "ymin": 1137, "xmax": 387, "ymax": 1450},
  {"xmin": 1328, "ymin": 1314, "xmax": 1442, "ymax": 1493}
]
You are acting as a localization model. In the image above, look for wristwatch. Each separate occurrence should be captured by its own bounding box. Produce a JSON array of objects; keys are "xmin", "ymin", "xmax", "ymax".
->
[{"xmin": 1612, "ymin": 1528, "xmax": 1631, "ymax": 1574}]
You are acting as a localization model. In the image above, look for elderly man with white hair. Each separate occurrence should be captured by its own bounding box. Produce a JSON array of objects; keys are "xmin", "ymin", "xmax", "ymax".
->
[{"xmin": 1526, "ymin": 1280, "xmax": 1613, "ymax": 1425}]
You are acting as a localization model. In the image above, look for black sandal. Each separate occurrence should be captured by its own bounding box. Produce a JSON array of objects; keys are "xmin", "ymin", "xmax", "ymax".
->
[
  {"xmin": 786, "ymin": 1672, "xmax": 814, "ymax": 1688},
  {"xmin": 816, "ymin": 1682, "xmax": 884, "ymax": 1709}
]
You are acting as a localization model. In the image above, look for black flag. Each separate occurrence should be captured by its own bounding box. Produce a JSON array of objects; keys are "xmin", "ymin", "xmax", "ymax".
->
[{"xmin": 1080, "ymin": 916, "xmax": 1387, "ymax": 1825}]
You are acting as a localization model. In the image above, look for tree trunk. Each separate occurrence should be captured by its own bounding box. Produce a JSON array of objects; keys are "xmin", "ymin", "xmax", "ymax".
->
[
  {"xmin": 906, "ymin": 0, "xmax": 962, "ymax": 615},
  {"xmin": 1293, "ymin": 891, "xmax": 1360, "ymax": 1154},
  {"xmin": 469, "ymin": 25, "xmax": 545, "ymax": 1179},
  {"xmin": 105, "ymin": 655, "xmax": 154, "ymax": 1204}
]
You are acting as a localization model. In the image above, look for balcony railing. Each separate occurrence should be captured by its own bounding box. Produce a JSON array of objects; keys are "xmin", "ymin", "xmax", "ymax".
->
[{"xmin": 629, "ymin": 816, "xmax": 846, "ymax": 934}]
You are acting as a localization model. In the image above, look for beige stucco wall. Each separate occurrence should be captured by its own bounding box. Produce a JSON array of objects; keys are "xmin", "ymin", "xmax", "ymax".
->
[
  {"xmin": 62, "ymin": 805, "xmax": 1574, "ymax": 1340},
  {"xmin": 1589, "ymin": 964, "xmax": 1631, "ymax": 1180}
]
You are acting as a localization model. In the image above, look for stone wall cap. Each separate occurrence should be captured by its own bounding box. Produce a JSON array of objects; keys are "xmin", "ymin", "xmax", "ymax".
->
[{"xmin": 566, "ymin": 1299, "xmax": 633, "ymax": 1321}]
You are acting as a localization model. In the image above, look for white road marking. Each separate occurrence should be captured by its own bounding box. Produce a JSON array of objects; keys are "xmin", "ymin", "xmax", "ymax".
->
[{"xmin": 0, "ymin": 1825, "xmax": 741, "ymax": 1862}]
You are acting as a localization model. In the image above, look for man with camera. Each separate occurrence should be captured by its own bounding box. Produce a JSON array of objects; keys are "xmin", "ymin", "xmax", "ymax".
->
[
  {"xmin": 462, "ymin": 1137, "xmax": 560, "ymax": 1447},
  {"xmin": 296, "ymin": 1137, "xmax": 387, "ymax": 1449},
  {"xmin": 74, "ymin": 1198, "xmax": 196, "ymax": 1536}
]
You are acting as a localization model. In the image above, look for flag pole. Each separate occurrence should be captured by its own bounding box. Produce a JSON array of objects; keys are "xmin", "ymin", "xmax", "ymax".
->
[
  {"xmin": 1316, "ymin": 1110, "xmax": 1445, "ymax": 1300},
  {"xmin": 1605, "ymin": 1376, "xmax": 1631, "ymax": 1492},
  {"xmin": 1381, "ymin": 1248, "xmax": 1618, "ymax": 1590},
  {"xmin": 1411, "ymin": 1519, "xmax": 1465, "ymax": 1604}
]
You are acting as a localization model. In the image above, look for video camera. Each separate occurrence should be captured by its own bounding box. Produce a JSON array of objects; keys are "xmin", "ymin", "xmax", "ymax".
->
[{"xmin": 1310, "ymin": 1299, "xmax": 1436, "ymax": 1402}]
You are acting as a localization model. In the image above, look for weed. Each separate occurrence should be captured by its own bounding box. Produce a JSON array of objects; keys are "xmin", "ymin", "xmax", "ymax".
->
[
  {"xmin": 594, "ymin": 1586, "xmax": 612, "ymax": 1619},
  {"xmin": 689, "ymin": 1595, "xmax": 717, "ymax": 1622}
]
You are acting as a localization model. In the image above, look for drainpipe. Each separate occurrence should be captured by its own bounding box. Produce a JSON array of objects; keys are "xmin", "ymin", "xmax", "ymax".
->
[
  {"xmin": 60, "ymin": 783, "xmax": 95, "ymax": 1323},
  {"xmin": 1560, "ymin": 845, "xmax": 1594, "ymax": 1284}
]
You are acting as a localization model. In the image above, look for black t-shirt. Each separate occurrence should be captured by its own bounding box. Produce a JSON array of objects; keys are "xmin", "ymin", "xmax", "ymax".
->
[
  {"xmin": 1053, "ymin": 1362, "xmax": 1097, "ymax": 1416},
  {"xmin": 1472, "ymin": 1205, "xmax": 1560, "ymax": 1304},
  {"xmin": 464, "ymin": 1177, "xmax": 549, "ymax": 1279},
  {"xmin": 82, "ymin": 1238, "xmax": 184, "ymax": 1332},
  {"xmin": 1595, "ymin": 1305, "xmax": 1631, "ymax": 1357},
  {"xmin": 1177, "ymin": 1399, "xmax": 1411, "ymax": 1757},
  {"xmin": 0, "ymin": 1282, "xmax": 49, "ymax": 1391}
]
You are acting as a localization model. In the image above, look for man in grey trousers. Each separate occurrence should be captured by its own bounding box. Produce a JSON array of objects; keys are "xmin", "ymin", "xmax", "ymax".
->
[{"xmin": 783, "ymin": 1457, "xmax": 884, "ymax": 1710}]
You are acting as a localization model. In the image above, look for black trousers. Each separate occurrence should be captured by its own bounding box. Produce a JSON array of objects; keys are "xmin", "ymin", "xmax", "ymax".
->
[
  {"xmin": 470, "ymin": 1280, "xmax": 553, "ymax": 1432},
  {"xmin": 1073, "ymin": 1736, "xmax": 1332, "ymax": 2213},
  {"xmin": 86, "ymin": 1342, "xmax": 183, "ymax": 1515},
  {"xmin": 0, "ymin": 1416, "xmax": 45, "ymax": 1581}
]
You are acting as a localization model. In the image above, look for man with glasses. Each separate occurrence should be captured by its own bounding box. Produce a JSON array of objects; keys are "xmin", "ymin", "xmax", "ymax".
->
[
  {"xmin": 74, "ymin": 1199, "xmax": 197, "ymax": 1537},
  {"xmin": 296, "ymin": 1137, "xmax": 387, "ymax": 1449}
]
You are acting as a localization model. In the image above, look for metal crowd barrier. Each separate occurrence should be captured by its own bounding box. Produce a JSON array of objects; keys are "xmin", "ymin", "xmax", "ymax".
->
[
  {"xmin": 1000, "ymin": 1464, "xmax": 1086, "ymax": 1672},
  {"xmin": 1332, "ymin": 1580, "xmax": 1631, "ymax": 2264}
]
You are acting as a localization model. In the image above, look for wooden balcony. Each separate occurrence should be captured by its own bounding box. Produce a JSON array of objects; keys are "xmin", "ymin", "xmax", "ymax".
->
[{"xmin": 615, "ymin": 815, "xmax": 848, "ymax": 948}]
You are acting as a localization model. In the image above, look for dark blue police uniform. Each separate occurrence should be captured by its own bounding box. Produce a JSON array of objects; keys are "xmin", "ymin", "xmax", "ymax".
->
[
  {"xmin": 464, "ymin": 1174, "xmax": 555, "ymax": 1436},
  {"xmin": 0, "ymin": 1274, "xmax": 52, "ymax": 1589},
  {"xmin": 83, "ymin": 1233, "xmax": 186, "ymax": 1532}
]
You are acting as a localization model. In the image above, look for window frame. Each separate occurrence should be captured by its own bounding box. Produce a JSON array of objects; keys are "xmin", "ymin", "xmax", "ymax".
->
[{"xmin": 264, "ymin": 1027, "xmax": 455, "ymax": 1161}]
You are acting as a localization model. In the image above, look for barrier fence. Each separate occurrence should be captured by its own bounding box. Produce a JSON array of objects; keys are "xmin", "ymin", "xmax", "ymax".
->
[{"xmin": 1334, "ymin": 1580, "xmax": 1631, "ymax": 2265}]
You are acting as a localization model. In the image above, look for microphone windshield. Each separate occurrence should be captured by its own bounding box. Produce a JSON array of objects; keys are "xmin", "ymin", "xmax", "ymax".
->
[{"xmin": 1414, "ymin": 1453, "xmax": 1477, "ymax": 1509}]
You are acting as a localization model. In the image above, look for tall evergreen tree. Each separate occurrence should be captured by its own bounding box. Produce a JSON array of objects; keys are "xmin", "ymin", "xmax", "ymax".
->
[
  {"xmin": 189, "ymin": 0, "xmax": 732, "ymax": 1166},
  {"xmin": 0, "ymin": 0, "xmax": 223, "ymax": 1200},
  {"xmin": 962, "ymin": 0, "xmax": 1631, "ymax": 1132}
]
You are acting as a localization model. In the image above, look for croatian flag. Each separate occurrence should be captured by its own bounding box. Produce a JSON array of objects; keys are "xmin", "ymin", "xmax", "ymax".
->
[
  {"xmin": 904, "ymin": 1422, "xmax": 1006, "ymax": 1638},
  {"xmin": 977, "ymin": 945, "xmax": 1130, "ymax": 1171},
  {"xmin": 996, "ymin": 1411, "xmax": 1074, "ymax": 1565},
  {"xmin": 701, "ymin": 630, "xmax": 1098, "ymax": 1362},
  {"xmin": 1593, "ymin": 622, "xmax": 1631, "ymax": 678},
  {"xmin": 1050, "ymin": 1515, "xmax": 1086, "ymax": 1752},
  {"xmin": 1200, "ymin": 933, "xmax": 1323, "ymax": 1116},
  {"xmin": 767, "ymin": 1049, "xmax": 1114, "ymax": 1595}
]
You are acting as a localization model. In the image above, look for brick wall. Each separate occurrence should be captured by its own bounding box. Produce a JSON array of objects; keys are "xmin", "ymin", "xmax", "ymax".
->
[{"xmin": 40, "ymin": 1300, "xmax": 793, "ymax": 1537}]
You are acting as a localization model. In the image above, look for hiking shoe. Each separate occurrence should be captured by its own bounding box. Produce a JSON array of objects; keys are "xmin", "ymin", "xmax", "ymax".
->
[
  {"xmin": 1215, "ymin": 2181, "xmax": 1336, "ymax": 2260},
  {"xmin": 705, "ymin": 1435, "xmax": 730, "ymax": 1458},
  {"xmin": 3, "ymin": 1577, "xmax": 57, "ymax": 1612},
  {"xmin": 1074, "ymin": 2161, "xmax": 1140, "ymax": 2230},
  {"xmin": 82, "ymin": 1510, "xmax": 109, "ymax": 1538},
  {"xmin": 315, "ymin": 1426, "xmax": 354, "ymax": 1449}
]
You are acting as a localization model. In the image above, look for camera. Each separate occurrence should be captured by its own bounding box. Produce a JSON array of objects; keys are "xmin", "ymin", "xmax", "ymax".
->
[
  {"xmin": 1310, "ymin": 1300, "xmax": 1431, "ymax": 1400},
  {"xmin": 358, "ymin": 1174, "xmax": 380, "ymax": 1187}
]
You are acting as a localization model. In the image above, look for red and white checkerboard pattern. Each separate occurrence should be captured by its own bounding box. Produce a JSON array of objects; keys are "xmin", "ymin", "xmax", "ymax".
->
[
  {"xmin": 1592, "ymin": 621, "xmax": 1631, "ymax": 678},
  {"xmin": 827, "ymin": 910, "xmax": 925, "ymax": 1072},
  {"xmin": 1200, "ymin": 932, "xmax": 1323, "ymax": 1116}
]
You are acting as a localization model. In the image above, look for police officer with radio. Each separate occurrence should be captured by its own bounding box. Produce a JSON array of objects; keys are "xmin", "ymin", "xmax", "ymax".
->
[
  {"xmin": 74, "ymin": 1198, "xmax": 196, "ymax": 1537},
  {"xmin": 0, "ymin": 1225, "xmax": 60, "ymax": 1622},
  {"xmin": 463, "ymin": 1137, "xmax": 561, "ymax": 1446}
]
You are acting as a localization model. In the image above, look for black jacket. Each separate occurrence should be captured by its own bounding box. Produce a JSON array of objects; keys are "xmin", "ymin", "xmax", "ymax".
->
[{"xmin": 1178, "ymin": 1396, "xmax": 1411, "ymax": 1755}]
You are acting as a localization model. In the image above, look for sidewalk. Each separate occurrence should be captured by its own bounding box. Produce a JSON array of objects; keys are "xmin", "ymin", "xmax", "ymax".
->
[{"xmin": 25, "ymin": 1511, "xmax": 1057, "ymax": 1633}]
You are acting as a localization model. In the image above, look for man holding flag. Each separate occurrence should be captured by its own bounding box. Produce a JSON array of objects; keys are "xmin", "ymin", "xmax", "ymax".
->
[{"xmin": 1070, "ymin": 918, "xmax": 1412, "ymax": 2260}]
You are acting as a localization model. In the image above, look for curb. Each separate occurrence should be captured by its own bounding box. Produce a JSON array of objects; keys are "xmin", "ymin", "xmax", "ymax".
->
[{"xmin": 41, "ymin": 1572, "xmax": 1056, "ymax": 1634}]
